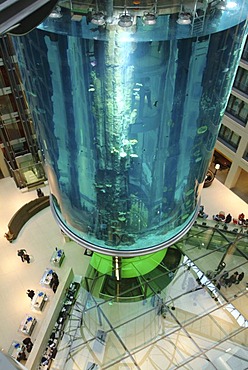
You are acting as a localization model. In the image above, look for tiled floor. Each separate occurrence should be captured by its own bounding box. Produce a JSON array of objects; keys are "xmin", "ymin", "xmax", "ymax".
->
[
  {"xmin": 0, "ymin": 176, "xmax": 247, "ymax": 369},
  {"xmin": 0, "ymin": 178, "xmax": 90, "ymax": 359}
]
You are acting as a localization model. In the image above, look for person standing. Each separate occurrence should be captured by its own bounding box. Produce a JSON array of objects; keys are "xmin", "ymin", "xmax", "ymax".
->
[
  {"xmin": 17, "ymin": 249, "xmax": 27, "ymax": 262},
  {"xmin": 50, "ymin": 272, "xmax": 59, "ymax": 293},
  {"xmin": 226, "ymin": 271, "xmax": 238, "ymax": 287},
  {"xmin": 225, "ymin": 213, "xmax": 232, "ymax": 224},
  {"xmin": 26, "ymin": 289, "xmax": 35, "ymax": 300},
  {"xmin": 23, "ymin": 253, "xmax": 31, "ymax": 264},
  {"xmin": 23, "ymin": 337, "xmax": 33, "ymax": 353},
  {"xmin": 236, "ymin": 272, "xmax": 244, "ymax": 284},
  {"xmin": 17, "ymin": 249, "xmax": 31, "ymax": 263},
  {"xmin": 36, "ymin": 188, "xmax": 44, "ymax": 197}
]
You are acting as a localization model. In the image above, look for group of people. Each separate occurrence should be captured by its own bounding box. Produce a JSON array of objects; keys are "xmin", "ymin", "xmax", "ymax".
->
[
  {"xmin": 17, "ymin": 249, "xmax": 31, "ymax": 263},
  {"xmin": 213, "ymin": 211, "xmax": 247, "ymax": 226},
  {"xmin": 213, "ymin": 212, "xmax": 232, "ymax": 223},
  {"xmin": 26, "ymin": 273, "xmax": 59, "ymax": 303},
  {"xmin": 215, "ymin": 271, "xmax": 245, "ymax": 289},
  {"xmin": 199, "ymin": 206, "xmax": 247, "ymax": 228}
]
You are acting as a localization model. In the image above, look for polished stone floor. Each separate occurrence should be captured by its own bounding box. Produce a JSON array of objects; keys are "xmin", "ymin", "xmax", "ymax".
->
[{"xmin": 0, "ymin": 177, "xmax": 247, "ymax": 370}]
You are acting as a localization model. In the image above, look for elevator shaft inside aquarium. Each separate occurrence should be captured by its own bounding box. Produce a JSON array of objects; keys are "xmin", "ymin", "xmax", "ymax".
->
[{"xmin": 13, "ymin": 1, "xmax": 247, "ymax": 255}]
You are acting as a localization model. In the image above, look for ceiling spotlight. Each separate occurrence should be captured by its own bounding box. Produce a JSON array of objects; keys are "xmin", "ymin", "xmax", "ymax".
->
[
  {"xmin": 176, "ymin": 12, "xmax": 191, "ymax": 25},
  {"xmin": 91, "ymin": 12, "xmax": 105, "ymax": 26},
  {"xmin": 49, "ymin": 6, "xmax": 62, "ymax": 19},
  {"xmin": 142, "ymin": 12, "xmax": 157, "ymax": 26},
  {"xmin": 118, "ymin": 13, "xmax": 133, "ymax": 28}
]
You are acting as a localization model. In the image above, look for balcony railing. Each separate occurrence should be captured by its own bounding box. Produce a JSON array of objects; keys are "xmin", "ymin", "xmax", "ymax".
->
[{"xmin": 233, "ymin": 81, "xmax": 248, "ymax": 95}]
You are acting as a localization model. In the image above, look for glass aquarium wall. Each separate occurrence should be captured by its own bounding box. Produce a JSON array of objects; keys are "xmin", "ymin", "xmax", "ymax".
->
[{"xmin": 12, "ymin": 1, "xmax": 248, "ymax": 255}]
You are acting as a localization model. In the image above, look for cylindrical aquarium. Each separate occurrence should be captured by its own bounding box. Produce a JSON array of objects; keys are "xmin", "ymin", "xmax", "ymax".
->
[{"xmin": 12, "ymin": 0, "xmax": 247, "ymax": 256}]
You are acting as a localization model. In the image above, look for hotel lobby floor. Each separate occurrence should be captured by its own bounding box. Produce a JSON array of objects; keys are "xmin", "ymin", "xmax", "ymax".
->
[{"xmin": 0, "ymin": 177, "xmax": 247, "ymax": 369}]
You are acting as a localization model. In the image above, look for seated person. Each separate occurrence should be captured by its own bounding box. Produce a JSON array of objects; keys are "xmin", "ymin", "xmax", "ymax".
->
[
  {"xmin": 218, "ymin": 212, "xmax": 225, "ymax": 220},
  {"xmin": 23, "ymin": 337, "xmax": 33, "ymax": 353},
  {"xmin": 238, "ymin": 213, "xmax": 245, "ymax": 225},
  {"xmin": 213, "ymin": 214, "xmax": 222, "ymax": 222},
  {"xmin": 243, "ymin": 219, "xmax": 248, "ymax": 227},
  {"xmin": 17, "ymin": 350, "xmax": 27, "ymax": 362},
  {"xmin": 198, "ymin": 206, "xmax": 208, "ymax": 219},
  {"xmin": 41, "ymin": 356, "xmax": 49, "ymax": 365}
]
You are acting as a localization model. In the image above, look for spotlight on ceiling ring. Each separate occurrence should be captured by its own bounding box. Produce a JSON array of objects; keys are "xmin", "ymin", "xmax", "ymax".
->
[
  {"xmin": 91, "ymin": 11, "xmax": 105, "ymax": 26},
  {"xmin": 176, "ymin": 12, "xmax": 191, "ymax": 25},
  {"xmin": 118, "ymin": 13, "xmax": 133, "ymax": 27},
  {"xmin": 142, "ymin": 12, "xmax": 157, "ymax": 25},
  {"xmin": 49, "ymin": 6, "xmax": 62, "ymax": 19}
]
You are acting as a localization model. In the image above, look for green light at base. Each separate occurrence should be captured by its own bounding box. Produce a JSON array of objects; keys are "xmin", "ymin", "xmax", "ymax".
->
[{"xmin": 90, "ymin": 249, "xmax": 167, "ymax": 278}]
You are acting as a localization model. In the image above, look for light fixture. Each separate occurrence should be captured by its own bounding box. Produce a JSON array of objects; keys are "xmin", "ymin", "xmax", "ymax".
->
[
  {"xmin": 49, "ymin": 6, "xmax": 62, "ymax": 19},
  {"xmin": 176, "ymin": 12, "xmax": 191, "ymax": 25},
  {"xmin": 91, "ymin": 11, "xmax": 105, "ymax": 26},
  {"xmin": 118, "ymin": 13, "xmax": 133, "ymax": 27},
  {"xmin": 214, "ymin": 163, "xmax": 220, "ymax": 177},
  {"xmin": 215, "ymin": 163, "xmax": 220, "ymax": 170},
  {"xmin": 114, "ymin": 256, "xmax": 120, "ymax": 281},
  {"xmin": 142, "ymin": 12, "xmax": 157, "ymax": 25}
]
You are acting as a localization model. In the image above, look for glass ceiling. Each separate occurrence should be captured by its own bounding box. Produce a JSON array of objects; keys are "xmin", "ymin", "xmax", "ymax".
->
[{"xmin": 51, "ymin": 224, "xmax": 248, "ymax": 369}]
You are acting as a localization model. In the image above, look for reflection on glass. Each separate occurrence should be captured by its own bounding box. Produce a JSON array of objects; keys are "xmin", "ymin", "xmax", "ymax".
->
[
  {"xmin": 188, "ymin": 311, "xmax": 243, "ymax": 350},
  {"xmin": 205, "ymin": 341, "xmax": 248, "ymax": 370}
]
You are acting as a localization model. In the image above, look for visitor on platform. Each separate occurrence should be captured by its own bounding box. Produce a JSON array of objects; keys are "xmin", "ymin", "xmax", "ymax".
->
[
  {"xmin": 236, "ymin": 272, "xmax": 244, "ymax": 284},
  {"xmin": 36, "ymin": 188, "xmax": 44, "ymax": 198},
  {"xmin": 17, "ymin": 249, "xmax": 31, "ymax": 263},
  {"xmin": 225, "ymin": 213, "xmax": 232, "ymax": 224},
  {"xmin": 26, "ymin": 289, "xmax": 35, "ymax": 300},
  {"xmin": 238, "ymin": 213, "xmax": 245, "ymax": 225}
]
